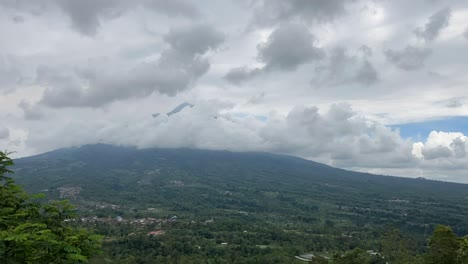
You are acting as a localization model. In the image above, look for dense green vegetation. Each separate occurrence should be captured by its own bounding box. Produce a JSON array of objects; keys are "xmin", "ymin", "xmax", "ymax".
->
[
  {"xmin": 0, "ymin": 151, "xmax": 102, "ymax": 263},
  {"xmin": 9, "ymin": 144, "xmax": 468, "ymax": 263}
]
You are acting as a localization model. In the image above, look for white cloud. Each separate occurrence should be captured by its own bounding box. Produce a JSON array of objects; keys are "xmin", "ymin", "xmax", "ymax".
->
[
  {"xmin": 36, "ymin": 24, "xmax": 224, "ymax": 108},
  {"xmin": 415, "ymin": 131, "xmax": 467, "ymax": 160},
  {"xmin": 21, "ymin": 101, "xmax": 415, "ymax": 171}
]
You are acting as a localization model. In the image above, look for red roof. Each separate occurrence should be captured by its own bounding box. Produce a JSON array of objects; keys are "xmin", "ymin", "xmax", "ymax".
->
[{"xmin": 147, "ymin": 230, "xmax": 165, "ymax": 236}]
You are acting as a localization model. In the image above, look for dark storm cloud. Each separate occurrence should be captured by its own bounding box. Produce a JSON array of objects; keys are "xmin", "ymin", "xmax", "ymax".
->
[
  {"xmin": 225, "ymin": 24, "xmax": 324, "ymax": 84},
  {"xmin": 252, "ymin": 0, "xmax": 355, "ymax": 27},
  {"xmin": 414, "ymin": 7, "xmax": 451, "ymax": 42},
  {"xmin": 384, "ymin": 46, "xmax": 432, "ymax": 71},
  {"xmin": 39, "ymin": 24, "xmax": 224, "ymax": 107}
]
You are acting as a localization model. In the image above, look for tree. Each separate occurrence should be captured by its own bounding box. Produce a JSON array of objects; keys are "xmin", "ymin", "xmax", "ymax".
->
[
  {"xmin": 333, "ymin": 248, "xmax": 371, "ymax": 264},
  {"xmin": 0, "ymin": 151, "xmax": 102, "ymax": 263},
  {"xmin": 427, "ymin": 225, "xmax": 460, "ymax": 264},
  {"xmin": 458, "ymin": 237, "xmax": 468, "ymax": 264},
  {"xmin": 380, "ymin": 228, "xmax": 413, "ymax": 264}
]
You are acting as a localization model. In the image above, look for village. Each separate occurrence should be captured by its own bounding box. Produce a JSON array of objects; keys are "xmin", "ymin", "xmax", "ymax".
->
[{"xmin": 78, "ymin": 215, "xmax": 179, "ymax": 226}]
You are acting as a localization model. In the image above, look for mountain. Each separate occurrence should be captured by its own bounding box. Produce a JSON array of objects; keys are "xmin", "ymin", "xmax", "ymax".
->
[
  {"xmin": 12, "ymin": 144, "xmax": 468, "ymax": 235},
  {"xmin": 166, "ymin": 102, "xmax": 193, "ymax": 116}
]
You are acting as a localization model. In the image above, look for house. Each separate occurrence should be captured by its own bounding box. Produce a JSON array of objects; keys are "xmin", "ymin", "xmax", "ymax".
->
[
  {"xmin": 204, "ymin": 218, "xmax": 214, "ymax": 224},
  {"xmin": 147, "ymin": 230, "xmax": 165, "ymax": 236}
]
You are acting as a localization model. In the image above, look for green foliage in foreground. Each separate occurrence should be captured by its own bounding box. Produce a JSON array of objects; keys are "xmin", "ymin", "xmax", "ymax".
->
[{"xmin": 0, "ymin": 151, "xmax": 102, "ymax": 263}]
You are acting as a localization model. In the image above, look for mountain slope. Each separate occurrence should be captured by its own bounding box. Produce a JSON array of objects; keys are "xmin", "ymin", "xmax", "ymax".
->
[{"xmin": 12, "ymin": 144, "xmax": 468, "ymax": 235}]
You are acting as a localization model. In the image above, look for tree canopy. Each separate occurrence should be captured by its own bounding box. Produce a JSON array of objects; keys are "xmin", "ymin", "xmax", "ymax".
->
[{"xmin": 0, "ymin": 151, "xmax": 102, "ymax": 263}]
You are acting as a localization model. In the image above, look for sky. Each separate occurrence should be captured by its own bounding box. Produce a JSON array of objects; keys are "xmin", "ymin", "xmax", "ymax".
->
[{"xmin": 1, "ymin": 0, "xmax": 468, "ymax": 182}]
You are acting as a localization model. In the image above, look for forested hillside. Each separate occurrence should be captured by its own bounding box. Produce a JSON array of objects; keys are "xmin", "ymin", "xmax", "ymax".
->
[{"xmin": 11, "ymin": 144, "xmax": 468, "ymax": 263}]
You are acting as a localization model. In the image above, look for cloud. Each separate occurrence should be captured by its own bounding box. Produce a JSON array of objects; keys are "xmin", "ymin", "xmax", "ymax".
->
[
  {"xmin": 12, "ymin": 15, "xmax": 24, "ymax": 23},
  {"xmin": 257, "ymin": 24, "xmax": 324, "ymax": 70},
  {"xmin": 414, "ymin": 131, "xmax": 467, "ymax": 160},
  {"xmin": 224, "ymin": 67, "xmax": 262, "ymax": 85},
  {"xmin": 464, "ymin": 27, "xmax": 468, "ymax": 39},
  {"xmin": 38, "ymin": 24, "xmax": 224, "ymax": 108},
  {"xmin": 0, "ymin": 55, "xmax": 23, "ymax": 92},
  {"xmin": 25, "ymin": 101, "xmax": 414, "ymax": 169},
  {"xmin": 2, "ymin": 0, "xmax": 468, "ymax": 182},
  {"xmin": 0, "ymin": 0, "xmax": 200, "ymax": 36},
  {"xmin": 247, "ymin": 92, "xmax": 266, "ymax": 104},
  {"xmin": 259, "ymin": 103, "xmax": 414, "ymax": 168},
  {"xmin": 0, "ymin": 1, "xmax": 47, "ymax": 15},
  {"xmin": 435, "ymin": 97, "xmax": 464, "ymax": 108},
  {"xmin": 18, "ymin": 101, "xmax": 44, "ymax": 120},
  {"xmin": 0, "ymin": 126, "xmax": 9, "ymax": 139},
  {"xmin": 385, "ymin": 45, "xmax": 432, "ymax": 71},
  {"xmin": 451, "ymin": 137, "xmax": 467, "ymax": 158},
  {"xmin": 359, "ymin": 45, "xmax": 373, "ymax": 57},
  {"xmin": 142, "ymin": 0, "xmax": 200, "ymax": 19},
  {"xmin": 164, "ymin": 24, "xmax": 224, "ymax": 55},
  {"xmin": 14, "ymin": 96, "xmax": 468, "ymax": 181},
  {"xmin": 422, "ymin": 145, "xmax": 452, "ymax": 160},
  {"xmin": 414, "ymin": 7, "xmax": 451, "ymax": 42},
  {"xmin": 55, "ymin": 0, "xmax": 127, "ymax": 36},
  {"xmin": 355, "ymin": 60, "xmax": 379, "ymax": 85},
  {"xmin": 225, "ymin": 24, "xmax": 324, "ymax": 84},
  {"xmin": 312, "ymin": 47, "xmax": 379, "ymax": 88},
  {"xmin": 251, "ymin": 0, "xmax": 355, "ymax": 27}
]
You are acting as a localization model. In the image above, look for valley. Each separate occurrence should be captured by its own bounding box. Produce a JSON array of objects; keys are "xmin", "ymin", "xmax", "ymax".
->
[{"xmin": 10, "ymin": 144, "xmax": 468, "ymax": 263}]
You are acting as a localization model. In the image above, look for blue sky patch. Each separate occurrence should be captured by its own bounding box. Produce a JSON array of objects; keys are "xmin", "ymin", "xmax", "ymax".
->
[{"xmin": 391, "ymin": 116, "xmax": 468, "ymax": 140}]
